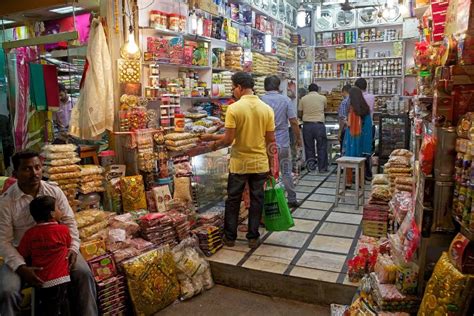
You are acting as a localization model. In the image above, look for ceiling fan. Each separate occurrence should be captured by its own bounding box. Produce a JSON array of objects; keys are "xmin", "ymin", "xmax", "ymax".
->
[{"xmin": 339, "ymin": 0, "xmax": 376, "ymax": 11}]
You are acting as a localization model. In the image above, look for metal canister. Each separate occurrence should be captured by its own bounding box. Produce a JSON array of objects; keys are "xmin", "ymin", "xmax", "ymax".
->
[{"xmin": 434, "ymin": 126, "xmax": 457, "ymax": 181}]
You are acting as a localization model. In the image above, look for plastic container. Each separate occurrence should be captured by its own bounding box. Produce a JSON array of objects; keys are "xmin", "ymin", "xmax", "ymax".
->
[{"xmin": 169, "ymin": 14, "xmax": 180, "ymax": 31}]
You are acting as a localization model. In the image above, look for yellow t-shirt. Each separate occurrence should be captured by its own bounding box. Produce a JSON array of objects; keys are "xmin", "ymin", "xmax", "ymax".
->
[{"xmin": 225, "ymin": 95, "xmax": 275, "ymax": 174}]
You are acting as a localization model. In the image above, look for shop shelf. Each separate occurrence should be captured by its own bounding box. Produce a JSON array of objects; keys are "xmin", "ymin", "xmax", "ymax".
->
[
  {"xmin": 357, "ymin": 40, "xmax": 403, "ymax": 45},
  {"xmin": 313, "ymin": 77, "xmax": 357, "ymax": 81},
  {"xmin": 314, "ymin": 59, "xmax": 356, "ymax": 63},
  {"xmin": 315, "ymin": 27, "xmax": 357, "ymax": 33},
  {"xmin": 142, "ymin": 61, "xmax": 211, "ymax": 70},
  {"xmin": 314, "ymin": 43, "xmax": 358, "ymax": 49},
  {"xmin": 139, "ymin": 27, "xmax": 184, "ymax": 37},
  {"xmin": 359, "ymin": 56, "xmax": 402, "ymax": 61},
  {"xmin": 453, "ymin": 216, "xmax": 474, "ymax": 241}
]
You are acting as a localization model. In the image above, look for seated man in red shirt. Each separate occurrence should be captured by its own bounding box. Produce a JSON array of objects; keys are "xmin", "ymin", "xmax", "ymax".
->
[{"xmin": 17, "ymin": 196, "xmax": 71, "ymax": 316}]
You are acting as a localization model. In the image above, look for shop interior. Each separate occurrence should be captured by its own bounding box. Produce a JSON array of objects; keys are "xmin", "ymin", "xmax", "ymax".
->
[{"xmin": 0, "ymin": 0, "xmax": 473, "ymax": 315}]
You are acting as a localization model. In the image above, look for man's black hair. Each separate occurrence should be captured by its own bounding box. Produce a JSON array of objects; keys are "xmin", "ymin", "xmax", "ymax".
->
[
  {"xmin": 12, "ymin": 150, "xmax": 40, "ymax": 171},
  {"xmin": 342, "ymin": 84, "xmax": 352, "ymax": 93},
  {"xmin": 264, "ymin": 75, "xmax": 281, "ymax": 92},
  {"xmin": 30, "ymin": 196, "xmax": 56, "ymax": 223},
  {"xmin": 308, "ymin": 83, "xmax": 319, "ymax": 92},
  {"xmin": 58, "ymin": 83, "xmax": 67, "ymax": 93},
  {"xmin": 354, "ymin": 78, "xmax": 368, "ymax": 91},
  {"xmin": 231, "ymin": 72, "xmax": 255, "ymax": 89}
]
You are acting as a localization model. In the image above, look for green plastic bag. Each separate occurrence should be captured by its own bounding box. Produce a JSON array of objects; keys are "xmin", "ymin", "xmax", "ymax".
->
[{"xmin": 263, "ymin": 177, "xmax": 294, "ymax": 231}]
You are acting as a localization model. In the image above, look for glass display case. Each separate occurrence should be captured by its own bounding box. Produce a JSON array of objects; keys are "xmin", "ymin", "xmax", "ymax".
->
[
  {"xmin": 378, "ymin": 114, "xmax": 410, "ymax": 162},
  {"xmin": 191, "ymin": 148, "xmax": 229, "ymax": 210}
]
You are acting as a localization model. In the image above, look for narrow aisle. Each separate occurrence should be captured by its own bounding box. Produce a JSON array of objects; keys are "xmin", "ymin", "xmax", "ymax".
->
[{"xmin": 209, "ymin": 167, "xmax": 370, "ymax": 286}]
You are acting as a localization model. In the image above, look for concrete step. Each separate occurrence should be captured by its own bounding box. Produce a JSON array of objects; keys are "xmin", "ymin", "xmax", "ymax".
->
[{"xmin": 210, "ymin": 261, "xmax": 356, "ymax": 306}]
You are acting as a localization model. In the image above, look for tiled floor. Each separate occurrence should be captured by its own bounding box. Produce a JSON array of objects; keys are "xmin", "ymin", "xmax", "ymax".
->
[{"xmin": 208, "ymin": 168, "xmax": 369, "ymax": 286}]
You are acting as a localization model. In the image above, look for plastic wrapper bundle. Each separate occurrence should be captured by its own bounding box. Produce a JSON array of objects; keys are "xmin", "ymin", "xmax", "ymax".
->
[
  {"xmin": 109, "ymin": 213, "xmax": 140, "ymax": 236},
  {"xmin": 418, "ymin": 252, "xmax": 473, "ymax": 316},
  {"xmin": 173, "ymin": 176, "xmax": 192, "ymax": 204},
  {"xmin": 120, "ymin": 175, "xmax": 147, "ymax": 212},
  {"xmin": 43, "ymin": 144, "xmax": 77, "ymax": 152},
  {"xmin": 75, "ymin": 209, "xmax": 112, "ymax": 229},
  {"xmin": 193, "ymin": 225, "xmax": 223, "ymax": 257},
  {"xmin": 79, "ymin": 220, "xmax": 110, "ymax": 240},
  {"xmin": 172, "ymin": 237, "xmax": 214, "ymax": 300},
  {"xmin": 104, "ymin": 178, "xmax": 122, "ymax": 213},
  {"xmin": 80, "ymin": 239, "xmax": 107, "ymax": 261},
  {"xmin": 97, "ymin": 275, "xmax": 127, "ymax": 315},
  {"xmin": 370, "ymin": 273, "xmax": 420, "ymax": 313},
  {"xmin": 388, "ymin": 212, "xmax": 420, "ymax": 263},
  {"xmin": 122, "ymin": 247, "xmax": 180, "ymax": 315},
  {"xmin": 390, "ymin": 191, "xmax": 412, "ymax": 224}
]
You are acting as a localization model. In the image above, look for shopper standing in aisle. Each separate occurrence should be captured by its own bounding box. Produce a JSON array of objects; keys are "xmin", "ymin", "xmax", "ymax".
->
[
  {"xmin": 261, "ymin": 75, "xmax": 302, "ymax": 208},
  {"xmin": 298, "ymin": 83, "xmax": 328, "ymax": 173},
  {"xmin": 354, "ymin": 78, "xmax": 375, "ymax": 180},
  {"xmin": 200, "ymin": 72, "xmax": 276, "ymax": 249},
  {"xmin": 338, "ymin": 84, "xmax": 352, "ymax": 154},
  {"xmin": 0, "ymin": 150, "xmax": 98, "ymax": 316},
  {"xmin": 343, "ymin": 87, "xmax": 373, "ymax": 185}
]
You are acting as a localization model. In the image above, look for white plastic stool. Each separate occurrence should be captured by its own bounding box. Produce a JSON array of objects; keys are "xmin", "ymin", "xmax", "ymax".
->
[{"xmin": 335, "ymin": 156, "xmax": 366, "ymax": 209}]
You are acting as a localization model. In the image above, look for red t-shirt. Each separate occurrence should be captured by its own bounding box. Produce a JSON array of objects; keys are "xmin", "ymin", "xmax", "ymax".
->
[{"xmin": 17, "ymin": 222, "xmax": 71, "ymax": 288}]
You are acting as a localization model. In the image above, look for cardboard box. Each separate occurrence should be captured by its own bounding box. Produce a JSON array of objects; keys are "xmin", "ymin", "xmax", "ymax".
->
[{"xmin": 195, "ymin": 0, "xmax": 219, "ymax": 16}]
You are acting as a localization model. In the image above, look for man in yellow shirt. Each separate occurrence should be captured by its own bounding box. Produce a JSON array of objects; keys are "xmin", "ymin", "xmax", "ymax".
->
[{"xmin": 201, "ymin": 72, "xmax": 276, "ymax": 249}]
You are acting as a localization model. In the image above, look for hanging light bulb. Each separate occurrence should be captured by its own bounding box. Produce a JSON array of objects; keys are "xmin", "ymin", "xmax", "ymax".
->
[
  {"xmin": 120, "ymin": 25, "xmax": 141, "ymax": 60},
  {"xmin": 296, "ymin": 4, "xmax": 307, "ymax": 28}
]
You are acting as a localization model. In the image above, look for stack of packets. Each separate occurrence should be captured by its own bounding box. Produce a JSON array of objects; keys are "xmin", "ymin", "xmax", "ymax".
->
[
  {"xmin": 383, "ymin": 149, "xmax": 413, "ymax": 194},
  {"xmin": 164, "ymin": 133, "xmax": 198, "ymax": 152},
  {"xmin": 107, "ymin": 213, "xmax": 155, "ymax": 264},
  {"xmin": 394, "ymin": 177, "xmax": 413, "ymax": 193},
  {"xmin": 254, "ymin": 76, "xmax": 265, "ymax": 96},
  {"xmin": 369, "ymin": 273, "xmax": 420, "ymax": 313},
  {"xmin": 96, "ymin": 275, "xmax": 128, "ymax": 316},
  {"xmin": 122, "ymin": 247, "xmax": 180, "ymax": 315},
  {"xmin": 172, "ymin": 237, "xmax": 215, "ymax": 301},
  {"xmin": 225, "ymin": 47, "xmax": 243, "ymax": 71},
  {"xmin": 75, "ymin": 209, "xmax": 114, "ymax": 241},
  {"xmin": 196, "ymin": 209, "xmax": 224, "ymax": 228},
  {"xmin": 363, "ymin": 182, "xmax": 391, "ymax": 238},
  {"xmin": 79, "ymin": 165, "xmax": 105, "ymax": 194},
  {"xmin": 79, "ymin": 239, "xmax": 128, "ymax": 315},
  {"xmin": 193, "ymin": 225, "xmax": 223, "ymax": 257},
  {"xmin": 139, "ymin": 213, "xmax": 178, "ymax": 248},
  {"xmin": 168, "ymin": 210, "xmax": 190, "ymax": 242},
  {"xmin": 41, "ymin": 144, "xmax": 81, "ymax": 202},
  {"xmin": 389, "ymin": 191, "xmax": 412, "ymax": 227}
]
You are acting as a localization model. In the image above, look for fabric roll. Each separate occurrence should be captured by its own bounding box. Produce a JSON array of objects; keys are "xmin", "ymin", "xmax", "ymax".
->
[
  {"xmin": 29, "ymin": 63, "xmax": 47, "ymax": 111},
  {"xmin": 43, "ymin": 64, "xmax": 60, "ymax": 111}
]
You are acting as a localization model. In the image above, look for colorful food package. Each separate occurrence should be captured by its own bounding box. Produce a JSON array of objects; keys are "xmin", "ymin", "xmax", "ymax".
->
[
  {"xmin": 419, "ymin": 133, "xmax": 436, "ymax": 176},
  {"xmin": 104, "ymin": 178, "xmax": 123, "ymax": 213},
  {"xmin": 79, "ymin": 220, "xmax": 110, "ymax": 240},
  {"xmin": 389, "ymin": 212, "xmax": 421, "ymax": 263},
  {"xmin": 418, "ymin": 252, "xmax": 473, "ymax": 316},
  {"xmin": 75, "ymin": 209, "xmax": 111, "ymax": 229},
  {"xmin": 153, "ymin": 185, "xmax": 172, "ymax": 213},
  {"xmin": 449, "ymin": 233, "xmax": 474, "ymax": 274},
  {"xmin": 122, "ymin": 248, "xmax": 180, "ymax": 315},
  {"xmin": 374, "ymin": 255, "xmax": 397, "ymax": 284},
  {"xmin": 109, "ymin": 213, "xmax": 140, "ymax": 236},
  {"xmin": 80, "ymin": 239, "xmax": 107, "ymax": 261},
  {"xmin": 120, "ymin": 175, "xmax": 147, "ymax": 212},
  {"xmin": 88, "ymin": 254, "xmax": 117, "ymax": 282},
  {"xmin": 396, "ymin": 263, "xmax": 419, "ymax": 295},
  {"xmin": 173, "ymin": 176, "xmax": 192, "ymax": 203}
]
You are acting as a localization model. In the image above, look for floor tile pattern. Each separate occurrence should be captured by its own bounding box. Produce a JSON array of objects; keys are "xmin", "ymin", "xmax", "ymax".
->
[{"xmin": 208, "ymin": 168, "xmax": 362, "ymax": 286}]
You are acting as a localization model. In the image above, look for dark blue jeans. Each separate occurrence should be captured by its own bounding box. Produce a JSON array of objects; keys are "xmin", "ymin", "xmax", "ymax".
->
[
  {"xmin": 225, "ymin": 173, "xmax": 268, "ymax": 240},
  {"xmin": 303, "ymin": 122, "xmax": 328, "ymax": 172}
]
